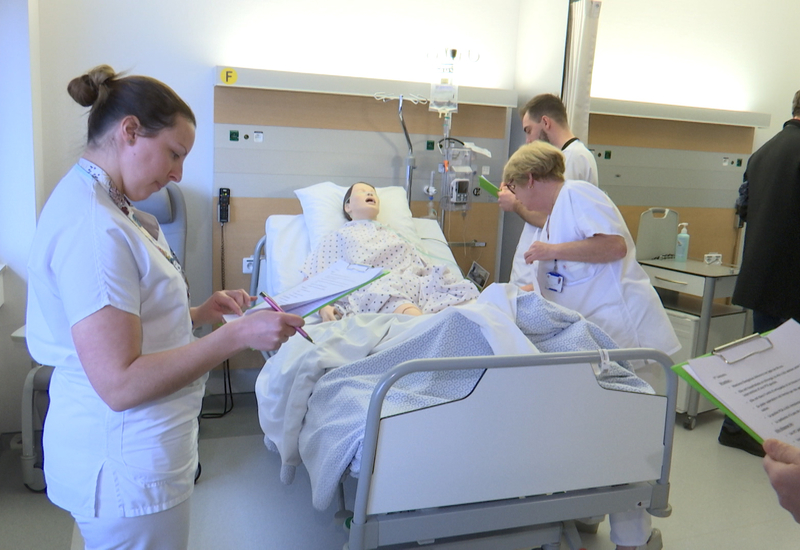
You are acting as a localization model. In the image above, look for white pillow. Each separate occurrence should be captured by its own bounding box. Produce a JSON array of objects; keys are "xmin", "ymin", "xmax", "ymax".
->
[
  {"xmin": 294, "ymin": 181, "xmax": 421, "ymax": 252},
  {"xmin": 261, "ymin": 214, "xmax": 310, "ymax": 295}
]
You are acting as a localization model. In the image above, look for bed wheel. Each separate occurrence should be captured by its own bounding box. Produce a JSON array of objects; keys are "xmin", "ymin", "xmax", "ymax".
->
[
  {"xmin": 21, "ymin": 455, "xmax": 46, "ymax": 493},
  {"xmin": 24, "ymin": 475, "xmax": 47, "ymax": 493},
  {"xmin": 336, "ymin": 512, "xmax": 353, "ymax": 532},
  {"xmin": 683, "ymin": 415, "xmax": 697, "ymax": 430}
]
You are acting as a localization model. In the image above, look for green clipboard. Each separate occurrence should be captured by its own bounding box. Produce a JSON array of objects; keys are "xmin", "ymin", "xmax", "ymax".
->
[
  {"xmin": 478, "ymin": 175, "xmax": 499, "ymax": 198},
  {"xmin": 672, "ymin": 361, "xmax": 763, "ymax": 443}
]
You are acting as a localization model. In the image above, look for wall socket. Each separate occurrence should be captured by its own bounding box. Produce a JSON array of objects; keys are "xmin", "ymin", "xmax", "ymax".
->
[{"xmin": 242, "ymin": 256, "xmax": 254, "ymax": 274}]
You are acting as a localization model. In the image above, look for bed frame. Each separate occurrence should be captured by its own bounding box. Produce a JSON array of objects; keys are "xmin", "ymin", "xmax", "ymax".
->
[
  {"xmin": 248, "ymin": 212, "xmax": 676, "ymax": 549},
  {"xmin": 344, "ymin": 348, "xmax": 676, "ymax": 550}
]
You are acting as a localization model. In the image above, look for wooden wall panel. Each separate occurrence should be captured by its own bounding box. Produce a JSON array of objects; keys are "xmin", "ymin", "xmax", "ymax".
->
[
  {"xmin": 211, "ymin": 197, "xmax": 301, "ymax": 371},
  {"xmin": 215, "ymin": 87, "xmax": 507, "ymax": 139},
  {"xmin": 589, "ymin": 114, "xmax": 754, "ymax": 154},
  {"xmin": 212, "ymin": 197, "xmax": 301, "ymax": 293},
  {"xmin": 589, "ymin": 112, "xmax": 752, "ymax": 269},
  {"xmin": 213, "ymin": 81, "xmax": 508, "ymax": 372},
  {"xmin": 411, "ymin": 202, "xmax": 500, "ymax": 283},
  {"xmin": 618, "ymin": 205, "xmax": 741, "ymax": 265}
]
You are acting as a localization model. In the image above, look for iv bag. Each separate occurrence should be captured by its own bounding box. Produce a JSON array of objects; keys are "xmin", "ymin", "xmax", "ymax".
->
[{"xmin": 430, "ymin": 60, "xmax": 458, "ymax": 114}]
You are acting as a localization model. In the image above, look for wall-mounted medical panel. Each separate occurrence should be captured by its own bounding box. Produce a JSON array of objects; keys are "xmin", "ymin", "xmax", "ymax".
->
[
  {"xmin": 587, "ymin": 108, "xmax": 766, "ymax": 268},
  {"xmin": 591, "ymin": 145, "xmax": 748, "ymax": 209},
  {"xmin": 212, "ymin": 69, "xmax": 515, "ymax": 373},
  {"xmin": 214, "ymin": 124, "xmax": 508, "ymax": 202}
]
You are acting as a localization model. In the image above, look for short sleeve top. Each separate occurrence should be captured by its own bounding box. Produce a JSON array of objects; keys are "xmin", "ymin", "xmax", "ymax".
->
[{"xmin": 26, "ymin": 162, "xmax": 202, "ymax": 517}]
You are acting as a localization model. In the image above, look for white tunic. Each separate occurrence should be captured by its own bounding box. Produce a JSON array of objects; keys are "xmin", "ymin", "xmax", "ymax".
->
[
  {"xmin": 511, "ymin": 139, "xmax": 599, "ymax": 286},
  {"xmin": 530, "ymin": 181, "xmax": 680, "ymax": 354},
  {"xmin": 301, "ymin": 220, "xmax": 478, "ymax": 315},
  {"xmin": 26, "ymin": 163, "xmax": 202, "ymax": 518}
]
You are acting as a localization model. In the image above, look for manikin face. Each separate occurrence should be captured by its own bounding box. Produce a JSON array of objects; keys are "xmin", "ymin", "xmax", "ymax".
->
[
  {"xmin": 522, "ymin": 112, "xmax": 549, "ymax": 144},
  {"xmin": 118, "ymin": 115, "xmax": 196, "ymax": 202},
  {"xmin": 345, "ymin": 183, "xmax": 380, "ymax": 221}
]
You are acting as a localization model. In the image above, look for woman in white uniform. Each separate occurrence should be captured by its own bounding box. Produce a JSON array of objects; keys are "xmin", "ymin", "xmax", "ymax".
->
[
  {"xmin": 25, "ymin": 65, "xmax": 305, "ymax": 550},
  {"xmin": 501, "ymin": 141, "xmax": 678, "ymax": 550},
  {"xmin": 503, "ymin": 142, "xmax": 679, "ymax": 357}
]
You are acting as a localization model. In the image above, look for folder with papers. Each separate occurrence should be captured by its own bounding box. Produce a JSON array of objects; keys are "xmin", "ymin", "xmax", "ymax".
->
[
  {"xmin": 224, "ymin": 260, "xmax": 387, "ymax": 323},
  {"xmin": 673, "ymin": 319, "xmax": 800, "ymax": 445}
]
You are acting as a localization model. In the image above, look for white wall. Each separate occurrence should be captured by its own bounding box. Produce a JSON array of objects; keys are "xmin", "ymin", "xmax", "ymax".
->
[
  {"xmin": 34, "ymin": 0, "xmax": 531, "ymax": 308},
  {"xmin": 6, "ymin": 0, "xmax": 797, "ymax": 433},
  {"xmin": 0, "ymin": 0, "xmax": 42, "ymax": 433},
  {"xmin": 592, "ymin": 0, "xmax": 800, "ymax": 148},
  {"xmin": 2, "ymin": 0, "xmax": 572, "ymax": 432},
  {"xmin": 500, "ymin": 0, "xmax": 570, "ymax": 282}
]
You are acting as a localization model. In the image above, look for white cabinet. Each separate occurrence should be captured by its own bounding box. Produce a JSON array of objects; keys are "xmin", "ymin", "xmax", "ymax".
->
[
  {"xmin": 641, "ymin": 259, "xmax": 743, "ymax": 426},
  {"xmin": 666, "ymin": 308, "xmax": 747, "ymax": 414}
]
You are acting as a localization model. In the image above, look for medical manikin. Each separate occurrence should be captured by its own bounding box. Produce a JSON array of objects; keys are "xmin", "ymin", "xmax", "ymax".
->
[{"xmin": 302, "ymin": 183, "xmax": 479, "ymax": 322}]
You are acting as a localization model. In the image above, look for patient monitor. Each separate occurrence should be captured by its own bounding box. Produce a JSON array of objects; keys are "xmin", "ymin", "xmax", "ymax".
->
[{"xmin": 449, "ymin": 178, "xmax": 469, "ymax": 204}]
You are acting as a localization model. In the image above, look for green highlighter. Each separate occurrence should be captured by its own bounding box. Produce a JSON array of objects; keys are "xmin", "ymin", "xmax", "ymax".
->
[{"xmin": 478, "ymin": 175, "xmax": 499, "ymax": 198}]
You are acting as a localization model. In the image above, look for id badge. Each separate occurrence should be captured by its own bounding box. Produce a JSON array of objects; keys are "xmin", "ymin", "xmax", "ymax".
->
[{"xmin": 546, "ymin": 271, "xmax": 564, "ymax": 293}]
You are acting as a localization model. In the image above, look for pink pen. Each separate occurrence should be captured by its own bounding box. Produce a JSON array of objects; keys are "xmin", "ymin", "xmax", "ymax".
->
[{"xmin": 259, "ymin": 292, "xmax": 315, "ymax": 344}]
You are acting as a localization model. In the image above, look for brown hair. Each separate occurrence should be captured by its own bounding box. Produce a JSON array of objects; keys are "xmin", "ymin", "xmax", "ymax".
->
[
  {"xmin": 342, "ymin": 182, "xmax": 376, "ymax": 221},
  {"xmin": 520, "ymin": 93, "xmax": 569, "ymax": 127},
  {"xmin": 68, "ymin": 65, "xmax": 196, "ymax": 146}
]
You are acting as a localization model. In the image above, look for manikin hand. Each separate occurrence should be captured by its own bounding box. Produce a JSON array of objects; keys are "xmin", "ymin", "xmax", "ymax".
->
[{"xmin": 320, "ymin": 305, "xmax": 342, "ymax": 323}]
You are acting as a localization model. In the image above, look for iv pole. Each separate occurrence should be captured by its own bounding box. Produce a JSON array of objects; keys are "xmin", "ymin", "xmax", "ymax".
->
[
  {"xmin": 373, "ymin": 92, "xmax": 427, "ymax": 206},
  {"xmin": 398, "ymin": 95, "xmax": 415, "ymax": 205}
]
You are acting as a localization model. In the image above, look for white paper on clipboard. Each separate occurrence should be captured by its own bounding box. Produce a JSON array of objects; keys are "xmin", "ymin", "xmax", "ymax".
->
[
  {"xmin": 683, "ymin": 319, "xmax": 800, "ymax": 444},
  {"xmin": 223, "ymin": 260, "xmax": 387, "ymax": 322}
]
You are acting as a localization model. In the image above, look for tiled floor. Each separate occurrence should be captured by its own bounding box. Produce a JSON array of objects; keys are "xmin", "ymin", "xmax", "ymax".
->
[{"xmin": 1, "ymin": 393, "xmax": 797, "ymax": 550}]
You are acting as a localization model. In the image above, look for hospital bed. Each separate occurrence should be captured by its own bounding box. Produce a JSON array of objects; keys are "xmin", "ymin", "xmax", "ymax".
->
[
  {"xmin": 248, "ymin": 182, "xmax": 462, "ymax": 308},
  {"xmin": 249, "ymin": 183, "xmax": 678, "ymax": 550}
]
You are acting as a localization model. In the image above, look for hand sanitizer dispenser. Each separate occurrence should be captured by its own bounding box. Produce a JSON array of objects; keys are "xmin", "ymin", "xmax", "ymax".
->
[{"xmin": 675, "ymin": 223, "xmax": 690, "ymax": 262}]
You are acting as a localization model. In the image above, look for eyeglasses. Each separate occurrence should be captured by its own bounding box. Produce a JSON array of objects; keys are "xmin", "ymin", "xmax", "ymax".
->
[{"xmin": 505, "ymin": 181, "xmax": 517, "ymax": 194}]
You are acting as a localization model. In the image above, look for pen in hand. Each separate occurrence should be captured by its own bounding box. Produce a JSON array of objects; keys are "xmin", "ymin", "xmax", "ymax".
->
[{"xmin": 259, "ymin": 292, "xmax": 315, "ymax": 344}]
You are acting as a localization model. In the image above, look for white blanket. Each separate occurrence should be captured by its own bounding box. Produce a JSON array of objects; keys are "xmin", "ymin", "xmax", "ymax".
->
[{"xmin": 255, "ymin": 283, "xmax": 653, "ymax": 510}]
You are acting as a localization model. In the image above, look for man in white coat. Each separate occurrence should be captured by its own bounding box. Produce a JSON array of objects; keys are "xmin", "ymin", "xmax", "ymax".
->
[{"xmin": 498, "ymin": 93, "xmax": 599, "ymax": 288}]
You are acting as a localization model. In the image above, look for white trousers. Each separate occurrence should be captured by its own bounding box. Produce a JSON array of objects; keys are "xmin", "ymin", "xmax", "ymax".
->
[
  {"xmin": 609, "ymin": 509, "xmax": 652, "ymax": 547},
  {"xmin": 73, "ymin": 497, "xmax": 191, "ymax": 550}
]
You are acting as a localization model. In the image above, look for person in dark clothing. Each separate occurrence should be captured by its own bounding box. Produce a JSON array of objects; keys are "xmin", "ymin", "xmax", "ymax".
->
[{"xmin": 721, "ymin": 90, "xmax": 800, "ymax": 456}]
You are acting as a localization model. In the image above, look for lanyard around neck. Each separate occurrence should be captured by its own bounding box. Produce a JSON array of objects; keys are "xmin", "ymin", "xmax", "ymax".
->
[{"xmin": 77, "ymin": 160, "xmax": 190, "ymax": 298}]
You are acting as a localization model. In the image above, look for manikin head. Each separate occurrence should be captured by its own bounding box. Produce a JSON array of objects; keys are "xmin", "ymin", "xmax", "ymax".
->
[{"xmin": 343, "ymin": 182, "xmax": 380, "ymax": 221}]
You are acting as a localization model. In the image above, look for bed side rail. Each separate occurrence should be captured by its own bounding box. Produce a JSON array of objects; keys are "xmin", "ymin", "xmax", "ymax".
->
[
  {"xmin": 349, "ymin": 349, "xmax": 677, "ymax": 549},
  {"xmin": 249, "ymin": 235, "xmax": 266, "ymax": 297}
]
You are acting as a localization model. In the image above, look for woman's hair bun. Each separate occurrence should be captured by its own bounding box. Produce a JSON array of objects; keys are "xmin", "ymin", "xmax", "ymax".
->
[{"xmin": 67, "ymin": 65, "xmax": 116, "ymax": 107}]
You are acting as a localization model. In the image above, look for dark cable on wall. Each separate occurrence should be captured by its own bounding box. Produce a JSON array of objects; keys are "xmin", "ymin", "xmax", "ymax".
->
[{"xmin": 201, "ymin": 215, "xmax": 234, "ymax": 419}]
